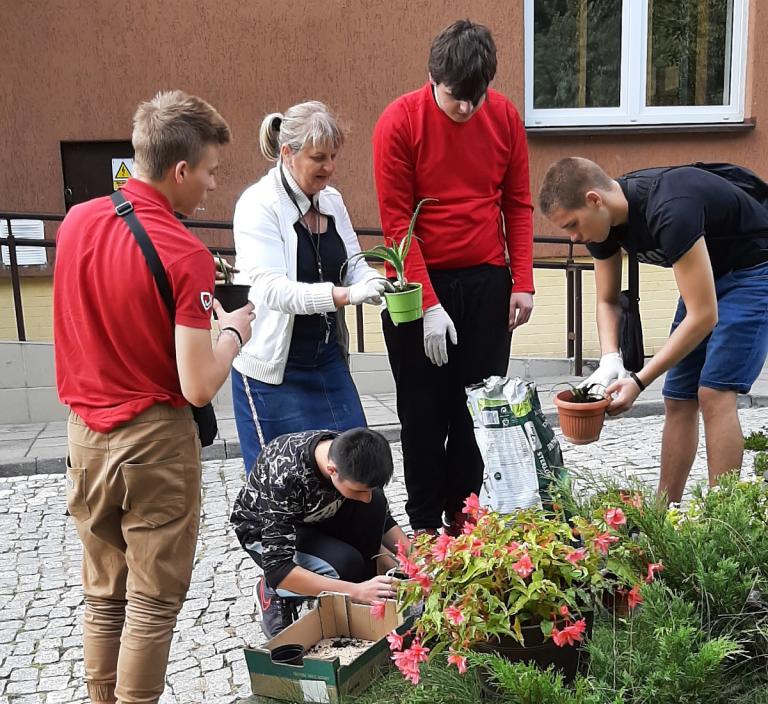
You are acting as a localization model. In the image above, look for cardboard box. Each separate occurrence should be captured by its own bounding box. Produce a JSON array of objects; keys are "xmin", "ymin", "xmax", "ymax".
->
[{"xmin": 242, "ymin": 593, "xmax": 405, "ymax": 703}]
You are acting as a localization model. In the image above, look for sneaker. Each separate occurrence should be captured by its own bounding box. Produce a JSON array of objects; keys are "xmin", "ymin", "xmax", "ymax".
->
[
  {"xmin": 255, "ymin": 577, "xmax": 300, "ymax": 639},
  {"xmin": 443, "ymin": 510, "xmax": 468, "ymax": 537}
]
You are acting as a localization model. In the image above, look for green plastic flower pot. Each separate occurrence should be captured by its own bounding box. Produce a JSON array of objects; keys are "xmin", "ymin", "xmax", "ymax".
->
[{"xmin": 384, "ymin": 283, "xmax": 423, "ymax": 324}]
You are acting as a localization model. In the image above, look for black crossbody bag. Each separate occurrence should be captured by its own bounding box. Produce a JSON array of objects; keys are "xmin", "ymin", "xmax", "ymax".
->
[{"xmin": 111, "ymin": 191, "xmax": 218, "ymax": 446}]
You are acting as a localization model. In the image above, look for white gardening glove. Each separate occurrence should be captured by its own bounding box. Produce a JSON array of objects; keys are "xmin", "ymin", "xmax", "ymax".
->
[
  {"xmin": 579, "ymin": 352, "xmax": 629, "ymax": 391},
  {"xmin": 423, "ymin": 304, "xmax": 458, "ymax": 367},
  {"xmin": 348, "ymin": 279, "xmax": 387, "ymax": 306}
]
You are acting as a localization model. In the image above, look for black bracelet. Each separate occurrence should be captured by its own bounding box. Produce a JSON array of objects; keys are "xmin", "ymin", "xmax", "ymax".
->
[
  {"xmin": 222, "ymin": 326, "xmax": 243, "ymax": 347},
  {"xmin": 630, "ymin": 372, "xmax": 646, "ymax": 392}
]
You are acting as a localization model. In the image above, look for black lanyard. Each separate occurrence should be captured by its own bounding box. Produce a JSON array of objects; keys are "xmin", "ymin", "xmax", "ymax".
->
[{"xmin": 280, "ymin": 163, "xmax": 332, "ymax": 343}]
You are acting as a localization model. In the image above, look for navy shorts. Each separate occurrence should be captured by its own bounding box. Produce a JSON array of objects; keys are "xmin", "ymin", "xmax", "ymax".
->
[{"xmin": 663, "ymin": 261, "xmax": 768, "ymax": 401}]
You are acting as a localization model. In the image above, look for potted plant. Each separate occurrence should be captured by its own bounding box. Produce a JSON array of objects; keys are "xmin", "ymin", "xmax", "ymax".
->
[
  {"xmin": 553, "ymin": 383, "xmax": 610, "ymax": 445},
  {"xmin": 344, "ymin": 197, "xmax": 437, "ymax": 324},
  {"xmin": 213, "ymin": 253, "xmax": 251, "ymax": 312},
  {"xmin": 387, "ymin": 494, "xmax": 639, "ymax": 685}
]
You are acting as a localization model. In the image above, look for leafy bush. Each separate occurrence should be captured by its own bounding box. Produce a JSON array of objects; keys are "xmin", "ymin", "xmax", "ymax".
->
[
  {"xmin": 469, "ymin": 655, "xmax": 620, "ymax": 703},
  {"xmin": 745, "ymin": 431, "xmax": 768, "ymax": 452},
  {"xmin": 587, "ymin": 581, "xmax": 741, "ymax": 703}
]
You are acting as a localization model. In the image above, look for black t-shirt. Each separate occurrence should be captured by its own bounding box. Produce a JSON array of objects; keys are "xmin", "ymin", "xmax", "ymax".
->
[
  {"xmin": 292, "ymin": 214, "xmax": 347, "ymax": 341},
  {"xmin": 587, "ymin": 167, "xmax": 768, "ymax": 279}
]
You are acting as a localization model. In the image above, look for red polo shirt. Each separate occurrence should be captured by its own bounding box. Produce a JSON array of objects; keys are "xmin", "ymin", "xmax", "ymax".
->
[{"xmin": 53, "ymin": 179, "xmax": 215, "ymax": 432}]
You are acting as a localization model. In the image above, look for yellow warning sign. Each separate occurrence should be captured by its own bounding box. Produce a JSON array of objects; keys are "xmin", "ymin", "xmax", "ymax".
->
[
  {"xmin": 115, "ymin": 162, "xmax": 132, "ymax": 179},
  {"xmin": 112, "ymin": 158, "xmax": 134, "ymax": 191}
]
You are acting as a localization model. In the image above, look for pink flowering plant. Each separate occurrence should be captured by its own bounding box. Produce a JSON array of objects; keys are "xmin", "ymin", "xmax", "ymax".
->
[{"xmin": 387, "ymin": 493, "xmax": 641, "ymax": 683}]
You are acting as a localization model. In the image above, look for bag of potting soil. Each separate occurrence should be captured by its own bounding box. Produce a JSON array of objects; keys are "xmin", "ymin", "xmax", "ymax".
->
[{"xmin": 466, "ymin": 376, "xmax": 565, "ymax": 513}]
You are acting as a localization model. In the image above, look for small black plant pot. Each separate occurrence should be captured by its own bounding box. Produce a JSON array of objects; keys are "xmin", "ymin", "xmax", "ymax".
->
[
  {"xmin": 475, "ymin": 611, "xmax": 594, "ymax": 693},
  {"xmin": 270, "ymin": 643, "xmax": 305, "ymax": 666},
  {"xmin": 214, "ymin": 283, "xmax": 250, "ymax": 314}
]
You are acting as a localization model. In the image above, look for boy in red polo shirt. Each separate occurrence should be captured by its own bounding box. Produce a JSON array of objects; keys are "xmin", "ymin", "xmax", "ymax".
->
[
  {"xmin": 54, "ymin": 91, "xmax": 254, "ymax": 704},
  {"xmin": 373, "ymin": 20, "xmax": 535, "ymax": 536}
]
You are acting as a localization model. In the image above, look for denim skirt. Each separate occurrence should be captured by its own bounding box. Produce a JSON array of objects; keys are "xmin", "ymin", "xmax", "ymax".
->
[{"xmin": 232, "ymin": 335, "xmax": 367, "ymax": 475}]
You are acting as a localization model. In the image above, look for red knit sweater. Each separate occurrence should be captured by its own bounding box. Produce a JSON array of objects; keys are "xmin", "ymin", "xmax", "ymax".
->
[{"xmin": 372, "ymin": 83, "xmax": 534, "ymax": 309}]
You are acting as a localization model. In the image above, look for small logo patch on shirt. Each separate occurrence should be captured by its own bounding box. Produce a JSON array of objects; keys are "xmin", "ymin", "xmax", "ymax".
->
[{"xmin": 200, "ymin": 291, "xmax": 213, "ymax": 311}]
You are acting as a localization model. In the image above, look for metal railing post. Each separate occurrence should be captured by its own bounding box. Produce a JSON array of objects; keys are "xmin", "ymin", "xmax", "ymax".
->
[
  {"xmin": 5, "ymin": 220, "xmax": 27, "ymax": 341},
  {"xmin": 356, "ymin": 305, "xmax": 365, "ymax": 353},
  {"xmin": 574, "ymin": 267, "xmax": 583, "ymax": 376}
]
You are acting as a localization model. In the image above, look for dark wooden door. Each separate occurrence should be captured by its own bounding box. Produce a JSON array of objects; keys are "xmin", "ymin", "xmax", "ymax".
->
[{"xmin": 60, "ymin": 141, "xmax": 134, "ymax": 211}]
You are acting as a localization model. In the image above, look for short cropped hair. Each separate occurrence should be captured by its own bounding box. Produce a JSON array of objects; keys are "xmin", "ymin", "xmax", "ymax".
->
[
  {"xmin": 259, "ymin": 101, "xmax": 345, "ymax": 162},
  {"xmin": 429, "ymin": 19, "xmax": 497, "ymax": 105},
  {"xmin": 328, "ymin": 428, "xmax": 393, "ymax": 489},
  {"xmin": 132, "ymin": 90, "xmax": 231, "ymax": 181},
  {"xmin": 539, "ymin": 157, "xmax": 614, "ymax": 216}
]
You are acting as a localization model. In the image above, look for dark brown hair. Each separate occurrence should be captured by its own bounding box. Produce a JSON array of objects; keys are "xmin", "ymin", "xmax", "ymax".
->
[{"xmin": 428, "ymin": 19, "xmax": 497, "ymax": 105}]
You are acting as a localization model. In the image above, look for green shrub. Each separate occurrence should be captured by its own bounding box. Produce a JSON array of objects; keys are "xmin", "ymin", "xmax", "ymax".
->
[
  {"xmin": 468, "ymin": 656, "xmax": 621, "ymax": 703},
  {"xmin": 350, "ymin": 659, "xmax": 483, "ymax": 704},
  {"xmin": 745, "ymin": 431, "xmax": 768, "ymax": 452},
  {"xmin": 587, "ymin": 582, "xmax": 741, "ymax": 703},
  {"xmin": 755, "ymin": 451, "xmax": 768, "ymax": 475}
]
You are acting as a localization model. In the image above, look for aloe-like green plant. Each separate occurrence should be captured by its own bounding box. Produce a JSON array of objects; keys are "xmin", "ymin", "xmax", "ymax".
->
[
  {"xmin": 215, "ymin": 253, "xmax": 233, "ymax": 285},
  {"xmin": 345, "ymin": 197, "xmax": 437, "ymax": 290}
]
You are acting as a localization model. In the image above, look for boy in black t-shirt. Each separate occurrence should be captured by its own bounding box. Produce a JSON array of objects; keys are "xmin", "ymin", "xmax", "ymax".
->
[{"xmin": 539, "ymin": 157, "xmax": 768, "ymax": 503}]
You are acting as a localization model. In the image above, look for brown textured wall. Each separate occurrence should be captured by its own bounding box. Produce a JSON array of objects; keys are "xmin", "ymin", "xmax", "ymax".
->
[
  {"xmin": 1, "ymin": 0, "xmax": 766, "ymax": 250},
  {"xmin": 0, "ymin": 1, "xmax": 523, "ymax": 231}
]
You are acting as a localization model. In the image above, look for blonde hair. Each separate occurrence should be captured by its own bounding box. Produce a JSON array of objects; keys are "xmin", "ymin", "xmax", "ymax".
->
[
  {"xmin": 539, "ymin": 157, "xmax": 614, "ymax": 215},
  {"xmin": 258, "ymin": 101, "xmax": 344, "ymax": 162},
  {"xmin": 132, "ymin": 90, "xmax": 231, "ymax": 181}
]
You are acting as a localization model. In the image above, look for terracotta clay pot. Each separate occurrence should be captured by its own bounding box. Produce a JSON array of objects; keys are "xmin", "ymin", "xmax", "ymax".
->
[{"xmin": 554, "ymin": 390, "xmax": 610, "ymax": 445}]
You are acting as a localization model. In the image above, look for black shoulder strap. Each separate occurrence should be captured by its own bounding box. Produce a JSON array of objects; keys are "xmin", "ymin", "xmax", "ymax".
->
[
  {"xmin": 110, "ymin": 190, "xmax": 175, "ymax": 323},
  {"xmin": 628, "ymin": 251, "xmax": 639, "ymax": 300}
]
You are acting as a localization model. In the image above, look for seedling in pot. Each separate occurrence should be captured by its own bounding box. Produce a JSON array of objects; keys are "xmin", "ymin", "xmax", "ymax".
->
[
  {"xmin": 342, "ymin": 197, "xmax": 437, "ymax": 324},
  {"xmin": 343, "ymin": 197, "xmax": 437, "ymax": 290},
  {"xmin": 554, "ymin": 381, "xmax": 607, "ymax": 404}
]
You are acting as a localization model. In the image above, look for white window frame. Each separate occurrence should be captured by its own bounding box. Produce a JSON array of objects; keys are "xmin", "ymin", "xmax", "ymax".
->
[{"xmin": 524, "ymin": 0, "xmax": 749, "ymax": 127}]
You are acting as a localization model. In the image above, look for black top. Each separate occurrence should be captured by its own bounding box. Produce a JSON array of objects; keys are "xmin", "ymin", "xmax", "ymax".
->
[
  {"xmin": 587, "ymin": 167, "xmax": 768, "ymax": 279},
  {"xmin": 292, "ymin": 214, "xmax": 347, "ymax": 341},
  {"xmin": 230, "ymin": 430, "xmax": 397, "ymax": 588}
]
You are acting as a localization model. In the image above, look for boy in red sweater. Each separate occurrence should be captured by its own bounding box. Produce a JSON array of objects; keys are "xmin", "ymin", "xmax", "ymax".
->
[{"xmin": 373, "ymin": 19, "xmax": 535, "ymax": 535}]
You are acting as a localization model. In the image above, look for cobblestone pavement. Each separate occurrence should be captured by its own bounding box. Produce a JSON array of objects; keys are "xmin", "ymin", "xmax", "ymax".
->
[{"xmin": 0, "ymin": 408, "xmax": 765, "ymax": 703}]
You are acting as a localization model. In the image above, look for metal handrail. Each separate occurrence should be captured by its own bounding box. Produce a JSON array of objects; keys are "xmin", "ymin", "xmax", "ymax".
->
[{"xmin": 1, "ymin": 211, "xmax": 591, "ymax": 374}]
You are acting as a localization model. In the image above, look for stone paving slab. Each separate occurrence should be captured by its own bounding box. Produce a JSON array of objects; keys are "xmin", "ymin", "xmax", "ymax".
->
[{"xmin": 0, "ymin": 408, "xmax": 766, "ymax": 702}]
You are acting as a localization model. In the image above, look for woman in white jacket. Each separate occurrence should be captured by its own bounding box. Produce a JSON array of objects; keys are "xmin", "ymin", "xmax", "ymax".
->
[{"xmin": 232, "ymin": 101, "xmax": 386, "ymax": 475}]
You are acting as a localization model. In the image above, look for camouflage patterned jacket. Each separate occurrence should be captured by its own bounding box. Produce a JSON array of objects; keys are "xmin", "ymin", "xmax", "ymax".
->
[{"xmin": 230, "ymin": 430, "xmax": 395, "ymax": 588}]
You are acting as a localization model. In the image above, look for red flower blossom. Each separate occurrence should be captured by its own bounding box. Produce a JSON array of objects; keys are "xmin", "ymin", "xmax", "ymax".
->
[
  {"xmin": 392, "ymin": 639, "xmax": 430, "ymax": 684},
  {"xmin": 593, "ymin": 532, "xmax": 620, "ymax": 555},
  {"xmin": 446, "ymin": 605, "xmax": 465, "ymax": 625},
  {"xmin": 627, "ymin": 584, "xmax": 644, "ymax": 610},
  {"xmin": 431, "ymin": 533, "xmax": 454, "ymax": 562},
  {"xmin": 414, "ymin": 572, "xmax": 432, "ymax": 594},
  {"xmin": 559, "ymin": 604, "xmax": 570, "ymax": 617},
  {"xmin": 551, "ymin": 618, "xmax": 587, "ymax": 647},
  {"xmin": 447, "ymin": 649, "xmax": 468, "ymax": 674},
  {"xmin": 565, "ymin": 547, "xmax": 587, "ymax": 564},
  {"xmin": 513, "ymin": 551, "xmax": 534, "ymax": 578},
  {"xmin": 387, "ymin": 629, "xmax": 404, "ymax": 651},
  {"xmin": 470, "ymin": 538, "xmax": 485, "ymax": 557},
  {"xmin": 370, "ymin": 601, "xmax": 386, "ymax": 620},
  {"xmin": 462, "ymin": 493, "xmax": 487, "ymax": 520},
  {"xmin": 504, "ymin": 540, "xmax": 521, "ymax": 555},
  {"xmin": 462, "ymin": 521, "xmax": 475, "ymax": 535},
  {"xmin": 605, "ymin": 507, "xmax": 627, "ymax": 529},
  {"xmin": 645, "ymin": 562, "xmax": 664, "ymax": 583}
]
